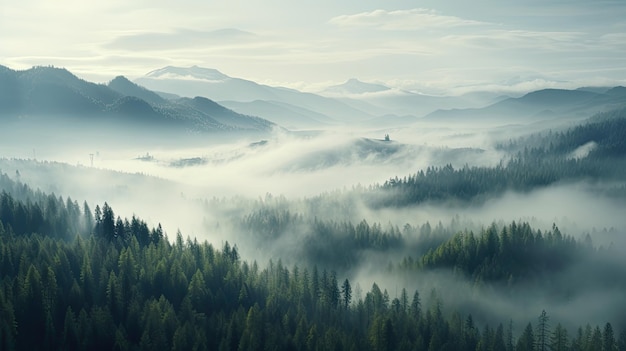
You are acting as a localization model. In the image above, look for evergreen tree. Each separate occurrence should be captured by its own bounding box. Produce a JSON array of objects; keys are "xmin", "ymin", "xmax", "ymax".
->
[
  {"xmin": 536, "ymin": 310, "xmax": 550, "ymax": 351},
  {"xmin": 341, "ymin": 278, "xmax": 352, "ymax": 309},
  {"xmin": 516, "ymin": 323, "xmax": 535, "ymax": 351},
  {"xmin": 551, "ymin": 323, "xmax": 569, "ymax": 351},
  {"xmin": 604, "ymin": 323, "xmax": 617, "ymax": 351}
]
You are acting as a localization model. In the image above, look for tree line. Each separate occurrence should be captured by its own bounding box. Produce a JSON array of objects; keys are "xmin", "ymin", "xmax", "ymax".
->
[
  {"xmin": 1, "ymin": 175, "xmax": 625, "ymax": 350},
  {"xmin": 373, "ymin": 111, "xmax": 626, "ymax": 207}
]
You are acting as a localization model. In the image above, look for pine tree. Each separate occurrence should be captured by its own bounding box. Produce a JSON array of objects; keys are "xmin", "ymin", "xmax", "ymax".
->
[
  {"xmin": 410, "ymin": 290, "xmax": 421, "ymax": 320},
  {"xmin": 82, "ymin": 201, "xmax": 93, "ymax": 234},
  {"xmin": 550, "ymin": 323, "xmax": 569, "ymax": 351},
  {"xmin": 590, "ymin": 326, "xmax": 603, "ymax": 351},
  {"xmin": 516, "ymin": 323, "xmax": 534, "ymax": 351},
  {"xmin": 536, "ymin": 310, "xmax": 550, "ymax": 351},
  {"xmin": 341, "ymin": 278, "xmax": 352, "ymax": 309},
  {"xmin": 604, "ymin": 323, "xmax": 617, "ymax": 351},
  {"xmin": 101, "ymin": 202, "xmax": 115, "ymax": 240},
  {"xmin": 618, "ymin": 328, "xmax": 626, "ymax": 351},
  {"xmin": 505, "ymin": 319, "xmax": 514, "ymax": 351},
  {"xmin": 400, "ymin": 288, "xmax": 409, "ymax": 313}
]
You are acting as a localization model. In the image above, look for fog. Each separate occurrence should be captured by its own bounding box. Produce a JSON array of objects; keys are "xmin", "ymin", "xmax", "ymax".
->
[
  {"xmin": 1, "ymin": 114, "xmax": 625, "ymax": 332},
  {"xmin": 0, "ymin": 118, "xmax": 515, "ymax": 242}
]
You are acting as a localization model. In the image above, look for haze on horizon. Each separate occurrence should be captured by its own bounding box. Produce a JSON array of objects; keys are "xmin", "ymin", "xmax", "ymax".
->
[{"xmin": 2, "ymin": 0, "xmax": 626, "ymax": 95}]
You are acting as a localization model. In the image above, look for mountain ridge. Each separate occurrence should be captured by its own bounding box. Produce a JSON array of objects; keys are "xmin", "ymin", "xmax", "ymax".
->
[
  {"xmin": 0, "ymin": 65, "xmax": 275, "ymax": 132},
  {"xmin": 135, "ymin": 65, "xmax": 376, "ymax": 125},
  {"xmin": 322, "ymin": 78, "xmax": 391, "ymax": 95},
  {"xmin": 424, "ymin": 86, "xmax": 626, "ymax": 123}
]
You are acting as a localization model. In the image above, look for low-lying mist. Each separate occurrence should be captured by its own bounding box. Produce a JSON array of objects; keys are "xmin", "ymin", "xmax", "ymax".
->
[
  {"xmin": 1, "ymin": 120, "xmax": 509, "ymax": 200},
  {"xmin": 2, "ymin": 115, "xmax": 625, "ymax": 332}
]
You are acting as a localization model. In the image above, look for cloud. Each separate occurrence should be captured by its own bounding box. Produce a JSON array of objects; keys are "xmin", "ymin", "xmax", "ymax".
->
[
  {"xmin": 329, "ymin": 8, "xmax": 490, "ymax": 31},
  {"xmin": 598, "ymin": 32, "xmax": 626, "ymax": 49},
  {"xmin": 105, "ymin": 28, "xmax": 256, "ymax": 51},
  {"xmin": 441, "ymin": 29, "xmax": 586, "ymax": 51}
]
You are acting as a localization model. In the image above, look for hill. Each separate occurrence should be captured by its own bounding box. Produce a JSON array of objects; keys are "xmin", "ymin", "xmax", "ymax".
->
[
  {"xmin": 0, "ymin": 65, "xmax": 275, "ymax": 133},
  {"xmin": 424, "ymin": 87, "xmax": 626, "ymax": 124},
  {"xmin": 322, "ymin": 78, "xmax": 391, "ymax": 95},
  {"xmin": 135, "ymin": 66, "xmax": 375, "ymax": 125}
]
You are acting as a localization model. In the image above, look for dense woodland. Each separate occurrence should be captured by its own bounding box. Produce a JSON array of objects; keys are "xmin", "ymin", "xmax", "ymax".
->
[
  {"xmin": 216, "ymin": 110, "xmax": 626, "ymax": 274},
  {"xmin": 1, "ymin": 169, "xmax": 625, "ymax": 350},
  {"xmin": 1, "ymin": 111, "xmax": 626, "ymax": 350},
  {"xmin": 375, "ymin": 110, "xmax": 626, "ymax": 207}
]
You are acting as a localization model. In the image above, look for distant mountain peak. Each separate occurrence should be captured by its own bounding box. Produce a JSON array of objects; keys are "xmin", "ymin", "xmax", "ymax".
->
[
  {"xmin": 605, "ymin": 86, "xmax": 626, "ymax": 97},
  {"xmin": 108, "ymin": 75, "xmax": 165, "ymax": 105},
  {"xmin": 323, "ymin": 78, "xmax": 390, "ymax": 95},
  {"xmin": 145, "ymin": 66, "xmax": 230, "ymax": 81},
  {"xmin": 109, "ymin": 75, "xmax": 133, "ymax": 84}
]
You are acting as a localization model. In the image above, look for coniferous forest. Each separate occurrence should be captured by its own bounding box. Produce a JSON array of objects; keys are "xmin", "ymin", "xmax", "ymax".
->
[
  {"xmin": 1, "ymin": 178, "xmax": 626, "ymax": 351},
  {"xmin": 4, "ymin": 1, "xmax": 626, "ymax": 348},
  {"xmin": 1, "ymin": 107, "xmax": 626, "ymax": 350}
]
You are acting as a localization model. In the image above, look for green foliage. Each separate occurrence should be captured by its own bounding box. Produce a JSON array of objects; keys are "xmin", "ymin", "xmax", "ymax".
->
[
  {"xmin": 376, "ymin": 112, "xmax": 626, "ymax": 207},
  {"xmin": 240, "ymin": 207, "xmax": 404, "ymax": 269},
  {"xmin": 403, "ymin": 222, "xmax": 579, "ymax": 284},
  {"xmin": 2, "ymin": 108, "xmax": 626, "ymax": 351},
  {"xmin": 0, "ymin": 187, "xmax": 623, "ymax": 350}
]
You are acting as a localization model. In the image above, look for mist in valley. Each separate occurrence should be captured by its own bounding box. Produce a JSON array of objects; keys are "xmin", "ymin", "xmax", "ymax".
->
[
  {"xmin": 4, "ymin": 1, "xmax": 626, "ymax": 348},
  {"xmin": 2, "ymin": 107, "xmax": 625, "ymax": 340}
]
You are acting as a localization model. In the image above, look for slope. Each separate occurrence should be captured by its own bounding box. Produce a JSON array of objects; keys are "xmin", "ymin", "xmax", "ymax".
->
[
  {"xmin": 135, "ymin": 65, "xmax": 375, "ymax": 123},
  {"xmin": 425, "ymin": 87, "xmax": 626, "ymax": 123},
  {"xmin": 0, "ymin": 65, "xmax": 275, "ymax": 133}
]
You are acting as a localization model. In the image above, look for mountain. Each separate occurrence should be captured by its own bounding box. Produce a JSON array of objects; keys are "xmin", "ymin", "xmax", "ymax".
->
[
  {"xmin": 315, "ymin": 79, "xmax": 490, "ymax": 119},
  {"xmin": 176, "ymin": 96, "xmax": 273, "ymax": 130},
  {"xmin": 135, "ymin": 66, "xmax": 375, "ymax": 125},
  {"xmin": 0, "ymin": 65, "xmax": 115, "ymax": 116},
  {"xmin": 322, "ymin": 78, "xmax": 391, "ymax": 95},
  {"xmin": 146, "ymin": 65, "xmax": 229, "ymax": 81},
  {"xmin": 424, "ymin": 87, "xmax": 626, "ymax": 123},
  {"xmin": 335, "ymin": 90, "xmax": 482, "ymax": 120},
  {"xmin": 219, "ymin": 100, "xmax": 335, "ymax": 129},
  {"xmin": 108, "ymin": 76, "xmax": 165, "ymax": 105},
  {"xmin": 0, "ymin": 65, "xmax": 275, "ymax": 132}
]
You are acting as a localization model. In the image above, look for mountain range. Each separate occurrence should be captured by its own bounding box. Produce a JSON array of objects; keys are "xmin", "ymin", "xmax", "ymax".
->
[
  {"xmin": 134, "ymin": 66, "xmax": 512, "ymax": 124},
  {"xmin": 322, "ymin": 78, "xmax": 391, "ymax": 95},
  {"xmin": 135, "ymin": 66, "xmax": 377, "ymax": 126},
  {"xmin": 0, "ymin": 65, "xmax": 274, "ymax": 133},
  {"xmin": 2, "ymin": 64, "xmax": 625, "ymax": 132},
  {"xmin": 424, "ymin": 86, "xmax": 626, "ymax": 123}
]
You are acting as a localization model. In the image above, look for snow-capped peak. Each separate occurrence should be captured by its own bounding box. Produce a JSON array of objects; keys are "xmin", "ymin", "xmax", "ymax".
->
[
  {"xmin": 145, "ymin": 65, "xmax": 230, "ymax": 81},
  {"xmin": 323, "ymin": 78, "xmax": 391, "ymax": 95}
]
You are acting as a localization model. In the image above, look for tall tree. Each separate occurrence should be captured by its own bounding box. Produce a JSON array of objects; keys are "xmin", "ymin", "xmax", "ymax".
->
[
  {"xmin": 551, "ymin": 323, "xmax": 569, "ymax": 351},
  {"xmin": 341, "ymin": 278, "xmax": 352, "ymax": 310},
  {"xmin": 82, "ymin": 201, "xmax": 93, "ymax": 234},
  {"xmin": 516, "ymin": 323, "xmax": 534, "ymax": 351},
  {"xmin": 410, "ymin": 290, "xmax": 421, "ymax": 320},
  {"xmin": 604, "ymin": 323, "xmax": 617, "ymax": 351},
  {"xmin": 618, "ymin": 328, "xmax": 626, "ymax": 351},
  {"xmin": 100, "ymin": 203, "xmax": 115, "ymax": 240},
  {"xmin": 536, "ymin": 310, "xmax": 550, "ymax": 351},
  {"xmin": 505, "ymin": 319, "xmax": 514, "ymax": 351}
]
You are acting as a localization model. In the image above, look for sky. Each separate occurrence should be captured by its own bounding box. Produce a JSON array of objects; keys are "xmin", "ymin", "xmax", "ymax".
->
[{"xmin": 2, "ymin": 0, "xmax": 626, "ymax": 94}]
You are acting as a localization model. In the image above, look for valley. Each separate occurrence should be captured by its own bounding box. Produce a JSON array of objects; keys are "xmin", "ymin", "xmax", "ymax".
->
[{"xmin": 2, "ymin": 2, "xmax": 626, "ymax": 348}]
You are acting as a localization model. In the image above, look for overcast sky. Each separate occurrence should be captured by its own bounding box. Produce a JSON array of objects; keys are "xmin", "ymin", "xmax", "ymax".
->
[{"xmin": 2, "ymin": 0, "xmax": 625, "ymax": 94}]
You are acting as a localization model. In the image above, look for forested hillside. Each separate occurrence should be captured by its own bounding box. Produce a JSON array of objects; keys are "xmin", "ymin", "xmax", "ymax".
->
[
  {"xmin": 1, "ymin": 171, "xmax": 625, "ymax": 350},
  {"xmin": 1, "ymin": 101, "xmax": 625, "ymax": 351},
  {"xmin": 374, "ymin": 110, "xmax": 626, "ymax": 207},
  {"xmin": 0, "ymin": 65, "xmax": 274, "ymax": 133}
]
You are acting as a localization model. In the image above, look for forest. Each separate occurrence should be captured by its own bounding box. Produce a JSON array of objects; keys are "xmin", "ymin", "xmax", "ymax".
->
[
  {"xmin": 2, "ymin": 109, "xmax": 626, "ymax": 350},
  {"xmin": 0, "ymin": 106, "xmax": 625, "ymax": 351},
  {"xmin": 5, "ymin": 0, "xmax": 626, "ymax": 348},
  {"xmin": 373, "ymin": 110, "xmax": 626, "ymax": 207}
]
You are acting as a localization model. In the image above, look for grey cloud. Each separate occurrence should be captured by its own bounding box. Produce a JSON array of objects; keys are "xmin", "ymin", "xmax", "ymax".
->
[
  {"xmin": 329, "ymin": 8, "xmax": 491, "ymax": 30},
  {"xmin": 105, "ymin": 28, "xmax": 257, "ymax": 51}
]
